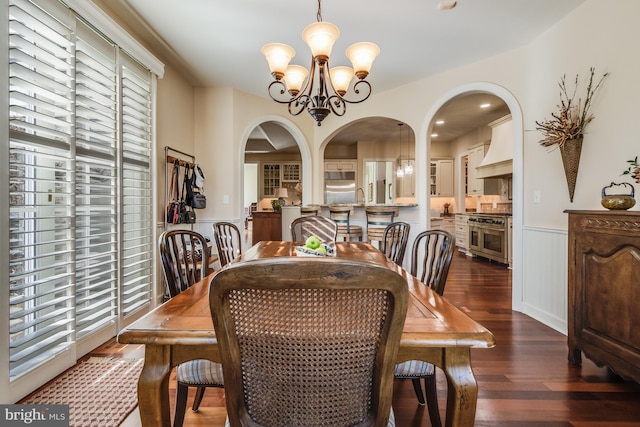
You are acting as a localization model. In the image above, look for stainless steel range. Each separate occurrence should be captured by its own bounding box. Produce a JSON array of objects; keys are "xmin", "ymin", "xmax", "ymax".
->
[{"xmin": 468, "ymin": 214, "xmax": 509, "ymax": 264}]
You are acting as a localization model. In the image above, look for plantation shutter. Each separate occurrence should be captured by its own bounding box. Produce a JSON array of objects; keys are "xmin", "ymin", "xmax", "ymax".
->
[
  {"xmin": 7, "ymin": 0, "xmax": 159, "ymax": 385},
  {"xmin": 120, "ymin": 54, "xmax": 153, "ymax": 316},
  {"xmin": 74, "ymin": 20, "xmax": 119, "ymax": 340},
  {"xmin": 8, "ymin": 0, "xmax": 75, "ymax": 377}
]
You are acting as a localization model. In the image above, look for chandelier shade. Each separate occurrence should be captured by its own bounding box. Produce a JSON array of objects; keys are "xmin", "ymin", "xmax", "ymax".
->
[
  {"xmin": 262, "ymin": 0, "xmax": 379, "ymax": 126},
  {"xmin": 346, "ymin": 42, "xmax": 380, "ymax": 78},
  {"xmin": 261, "ymin": 43, "xmax": 296, "ymax": 79},
  {"xmin": 302, "ymin": 21, "xmax": 339, "ymax": 59},
  {"xmin": 283, "ymin": 65, "xmax": 308, "ymax": 95}
]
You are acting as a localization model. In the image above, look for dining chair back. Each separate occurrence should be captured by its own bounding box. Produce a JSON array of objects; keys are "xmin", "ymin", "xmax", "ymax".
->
[
  {"xmin": 290, "ymin": 215, "xmax": 338, "ymax": 243},
  {"xmin": 300, "ymin": 205, "xmax": 320, "ymax": 216},
  {"xmin": 213, "ymin": 222, "xmax": 242, "ymax": 267},
  {"xmin": 329, "ymin": 205, "xmax": 363, "ymax": 241},
  {"xmin": 394, "ymin": 229, "xmax": 456, "ymax": 427},
  {"xmin": 380, "ymin": 222, "xmax": 411, "ymax": 266},
  {"xmin": 365, "ymin": 206, "xmax": 399, "ymax": 246},
  {"xmin": 209, "ymin": 257, "xmax": 408, "ymax": 427},
  {"xmin": 410, "ymin": 229, "xmax": 456, "ymax": 296},
  {"xmin": 159, "ymin": 229, "xmax": 210, "ymax": 298},
  {"xmin": 158, "ymin": 229, "xmax": 224, "ymax": 427}
]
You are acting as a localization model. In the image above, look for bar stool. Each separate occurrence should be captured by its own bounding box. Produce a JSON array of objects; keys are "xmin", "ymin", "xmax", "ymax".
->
[
  {"xmin": 329, "ymin": 205, "xmax": 363, "ymax": 242},
  {"xmin": 365, "ymin": 206, "xmax": 399, "ymax": 247},
  {"xmin": 300, "ymin": 205, "xmax": 320, "ymax": 216}
]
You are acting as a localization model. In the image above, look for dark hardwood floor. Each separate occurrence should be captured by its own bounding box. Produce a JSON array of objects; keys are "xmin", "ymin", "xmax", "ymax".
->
[{"xmin": 93, "ymin": 251, "xmax": 640, "ymax": 426}]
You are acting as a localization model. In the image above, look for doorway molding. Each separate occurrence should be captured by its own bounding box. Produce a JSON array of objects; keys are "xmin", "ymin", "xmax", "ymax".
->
[
  {"xmin": 238, "ymin": 115, "xmax": 312, "ymax": 214},
  {"xmin": 419, "ymin": 82, "xmax": 524, "ymax": 312}
]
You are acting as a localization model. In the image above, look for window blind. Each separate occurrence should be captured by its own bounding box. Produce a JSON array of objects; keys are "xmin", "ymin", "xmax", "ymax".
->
[
  {"xmin": 120, "ymin": 54, "xmax": 153, "ymax": 316},
  {"xmin": 7, "ymin": 0, "xmax": 156, "ymax": 380},
  {"xmin": 74, "ymin": 20, "xmax": 119, "ymax": 340},
  {"xmin": 9, "ymin": 0, "xmax": 75, "ymax": 378}
]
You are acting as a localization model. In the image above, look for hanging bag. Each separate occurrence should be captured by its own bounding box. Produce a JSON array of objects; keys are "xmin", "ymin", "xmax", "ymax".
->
[
  {"xmin": 190, "ymin": 164, "xmax": 206, "ymax": 209},
  {"xmin": 180, "ymin": 165, "xmax": 196, "ymax": 224},
  {"xmin": 166, "ymin": 160, "xmax": 182, "ymax": 224}
]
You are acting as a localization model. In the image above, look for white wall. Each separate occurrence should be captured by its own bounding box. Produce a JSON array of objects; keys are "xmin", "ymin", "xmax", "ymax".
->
[{"xmin": 191, "ymin": 0, "xmax": 640, "ymax": 333}]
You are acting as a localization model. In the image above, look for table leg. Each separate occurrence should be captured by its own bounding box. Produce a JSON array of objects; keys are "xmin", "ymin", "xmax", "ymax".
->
[
  {"xmin": 442, "ymin": 347, "xmax": 478, "ymax": 427},
  {"xmin": 138, "ymin": 345, "xmax": 172, "ymax": 427}
]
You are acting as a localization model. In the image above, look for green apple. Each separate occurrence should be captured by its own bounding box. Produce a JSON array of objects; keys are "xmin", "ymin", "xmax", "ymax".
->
[
  {"xmin": 315, "ymin": 245, "xmax": 327, "ymax": 254},
  {"xmin": 305, "ymin": 235, "xmax": 321, "ymax": 249}
]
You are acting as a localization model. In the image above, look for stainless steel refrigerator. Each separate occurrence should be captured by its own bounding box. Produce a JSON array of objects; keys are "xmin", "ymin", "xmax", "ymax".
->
[{"xmin": 324, "ymin": 171, "xmax": 356, "ymax": 204}]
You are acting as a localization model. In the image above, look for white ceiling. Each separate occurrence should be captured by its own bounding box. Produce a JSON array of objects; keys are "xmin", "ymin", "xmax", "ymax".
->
[{"xmin": 102, "ymin": 0, "xmax": 584, "ymax": 148}]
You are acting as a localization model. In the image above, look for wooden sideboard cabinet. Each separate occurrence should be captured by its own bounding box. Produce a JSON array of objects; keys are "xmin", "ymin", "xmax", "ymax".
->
[
  {"xmin": 566, "ymin": 210, "xmax": 640, "ymax": 383},
  {"xmin": 252, "ymin": 211, "xmax": 282, "ymax": 243}
]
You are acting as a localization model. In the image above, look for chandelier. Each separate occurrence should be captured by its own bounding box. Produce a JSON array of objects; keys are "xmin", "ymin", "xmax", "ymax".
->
[{"xmin": 261, "ymin": 0, "xmax": 380, "ymax": 126}]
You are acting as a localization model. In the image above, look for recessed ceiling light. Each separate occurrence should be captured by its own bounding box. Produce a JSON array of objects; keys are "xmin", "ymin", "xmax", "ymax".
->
[
  {"xmin": 431, "ymin": 133, "xmax": 438, "ymax": 138},
  {"xmin": 480, "ymin": 103, "xmax": 491, "ymax": 109},
  {"xmin": 435, "ymin": 120, "xmax": 445, "ymax": 125},
  {"xmin": 437, "ymin": 1, "xmax": 457, "ymax": 10}
]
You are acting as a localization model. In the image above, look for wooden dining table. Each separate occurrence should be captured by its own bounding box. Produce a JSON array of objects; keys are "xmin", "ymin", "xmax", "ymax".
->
[{"xmin": 117, "ymin": 241, "xmax": 495, "ymax": 427}]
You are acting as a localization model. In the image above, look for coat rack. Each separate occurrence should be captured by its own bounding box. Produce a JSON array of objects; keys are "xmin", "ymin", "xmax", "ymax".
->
[{"xmin": 164, "ymin": 146, "xmax": 196, "ymax": 231}]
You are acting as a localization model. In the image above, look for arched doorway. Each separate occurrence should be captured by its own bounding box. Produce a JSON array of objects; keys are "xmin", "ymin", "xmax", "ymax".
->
[
  {"xmin": 421, "ymin": 83, "xmax": 524, "ymax": 311},
  {"xmin": 239, "ymin": 117, "xmax": 311, "ymax": 242}
]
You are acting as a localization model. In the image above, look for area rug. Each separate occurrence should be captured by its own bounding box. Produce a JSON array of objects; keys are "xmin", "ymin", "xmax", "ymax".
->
[{"xmin": 20, "ymin": 357, "xmax": 144, "ymax": 427}]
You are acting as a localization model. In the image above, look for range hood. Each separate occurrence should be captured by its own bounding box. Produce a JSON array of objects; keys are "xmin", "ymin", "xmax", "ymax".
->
[{"xmin": 476, "ymin": 114, "xmax": 512, "ymax": 179}]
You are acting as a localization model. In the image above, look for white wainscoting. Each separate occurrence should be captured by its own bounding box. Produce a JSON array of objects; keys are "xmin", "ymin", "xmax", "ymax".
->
[{"xmin": 522, "ymin": 226, "xmax": 568, "ymax": 334}]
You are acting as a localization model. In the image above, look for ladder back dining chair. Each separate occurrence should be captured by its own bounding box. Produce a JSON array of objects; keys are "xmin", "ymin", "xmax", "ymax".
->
[
  {"xmin": 158, "ymin": 229, "xmax": 224, "ymax": 427},
  {"xmin": 290, "ymin": 215, "xmax": 338, "ymax": 243},
  {"xmin": 380, "ymin": 222, "xmax": 411, "ymax": 266},
  {"xmin": 329, "ymin": 205, "xmax": 363, "ymax": 241},
  {"xmin": 365, "ymin": 206, "xmax": 399, "ymax": 247},
  {"xmin": 300, "ymin": 205, "xmax": 321, "ymax": 216},
  {"xmin": 209, "ymin": 257, "xmax": 408, "ymax": 427},
  {"xmin": 213, "ymin": 222, "xmax": 242, "ymax": 267},
  {"xmin": 394, "ymin": 229, "xmax": 456, "ymax": 427}
]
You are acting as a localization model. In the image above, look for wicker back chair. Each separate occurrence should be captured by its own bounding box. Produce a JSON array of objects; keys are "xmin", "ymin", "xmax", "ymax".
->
[
  {"xmin": 158, "ymin": 230, "xmax": 224, "ymax": 427},
  {"xmin": 209, "ymin": 257, "xmax": 408, "ymax": 427},
  {"xmin": 213, "ymin": 222, "xmax": 242, "ymax": 267},
  {"xmin": 394, "ymin": 229, "xmax": 456, "ymax": 427},
  {"xmin": 290, "ymin": 215, "xmax": 338, "ymax": 243},
  {"xmin": 380, "ymin": 222, "xmax": 411, "ymax": 266}
]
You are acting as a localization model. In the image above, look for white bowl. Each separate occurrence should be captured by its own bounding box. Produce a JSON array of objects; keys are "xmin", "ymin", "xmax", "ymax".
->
[{"xmin": 294, "ymin": 244, "xmax": 334, "ymax": 257}]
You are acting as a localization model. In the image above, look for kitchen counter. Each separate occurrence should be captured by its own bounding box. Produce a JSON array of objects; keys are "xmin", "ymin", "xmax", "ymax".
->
[{"xmin": 318, "ymin": 203, "xmax": 418, "ymax": 208}]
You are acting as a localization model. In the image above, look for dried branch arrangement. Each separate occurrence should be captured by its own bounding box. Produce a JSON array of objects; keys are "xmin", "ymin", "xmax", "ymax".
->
[{"xmin": 535, "ymin": 68, "xmax": 609, "ymax": 148}]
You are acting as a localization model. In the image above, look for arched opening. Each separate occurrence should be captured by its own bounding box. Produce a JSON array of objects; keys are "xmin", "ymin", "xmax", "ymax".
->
[
  {"xmin": 421, "ymin": 83, "xmax": 524, "ymax": 311},
  {"xmin": 239, "ymin": 117, "xmax": 312, "ymax": 244}
]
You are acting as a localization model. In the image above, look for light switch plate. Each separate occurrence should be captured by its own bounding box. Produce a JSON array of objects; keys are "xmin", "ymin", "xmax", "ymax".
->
[{"xmin": 534, "ymin": 190, "xmax": 541, "ymax": 204}]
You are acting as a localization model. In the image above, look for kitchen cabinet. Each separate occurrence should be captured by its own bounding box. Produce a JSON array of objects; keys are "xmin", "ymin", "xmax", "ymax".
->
[
  {"xmin": 432, "ymin": 217, "xmax": 455, "ymax": 235},
  {"xmin": 430, "ymin": 159, "xmax": 454, "ymax": 197},
  {"xmin": 325, "ymin": 160, "xmax": 356, "ymax": 172},
  {"xmin": 252, "ymin": 211, "xmax": 282, "ymax": 243},
  {"xmin": 261, "ymin": 162, "xmax": 301, "ymax": 197},
  {"xmin": 281, "ymin": 162, "xmax": 301, "ymax": 182},
  {"xmin": 396, "ymin": 159, "xmax": 415, "ymax": 197},
  {"xmin": 455, "ymin": 214, "xmax": 470, "ymax": 255},
  {"xmin": 466, "ymin": 145, "xmax": 499, "ymax": 196},
  {"xmin": 566, "ymin": 210, "xmax": 640, "ymax": 384},
  {"xmin": 261, "ymin": 163, "xmax": 280, "ymax": 197}
]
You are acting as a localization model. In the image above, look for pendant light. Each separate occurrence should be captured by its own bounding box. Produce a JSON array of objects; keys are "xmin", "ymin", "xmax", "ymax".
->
[
  {"xmin": 396, "ymin": 123, "xmax": 404, "ymax": 177},
  {"xmin": 404, "ymin": 125, "xmax": 413, "ymax": 175}
]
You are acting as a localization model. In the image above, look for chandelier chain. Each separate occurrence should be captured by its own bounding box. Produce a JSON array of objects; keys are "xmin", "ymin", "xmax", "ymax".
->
[{"xmin": 316, "ymin": 0, "xmax": 323, "ymax": 22}]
